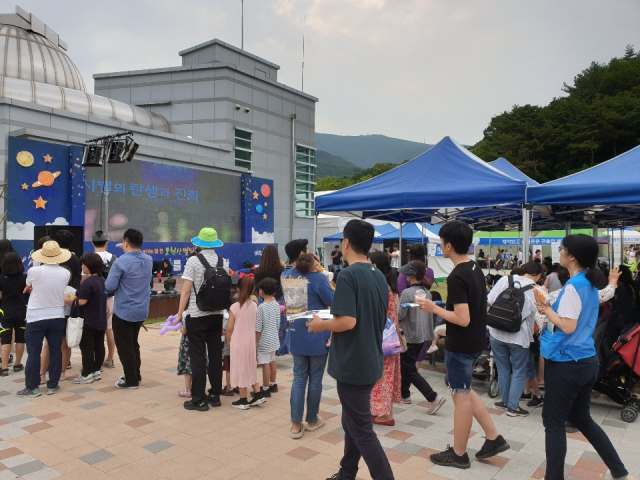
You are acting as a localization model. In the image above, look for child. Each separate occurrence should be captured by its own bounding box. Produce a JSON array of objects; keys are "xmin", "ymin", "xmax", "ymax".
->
[
  {"xmin": 176, "ymin": 313, "xmax": 192, "ymax": 398},
  {"xmin": 226, "ymin": 275, "xmax": 266, "ymax": 409},
  {"xmin": 426, "ymin": 324, "xmax": 446, "ymax": 355},
  {"xmin": 221, "ymin": 310, "xmax": 235, "ymax": 396},
  {"xmin": 255, "ymin": 278, "xmax": 281, "ymax": 397}
]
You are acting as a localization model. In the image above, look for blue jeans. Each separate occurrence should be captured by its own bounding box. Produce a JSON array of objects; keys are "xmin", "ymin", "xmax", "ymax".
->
[
  {"xmin": 25, "ymin": 318, "xmax": 66, "ymax": 390},
  {"xmin": 444, "ymin": 350, "xmax": 481, "ymax": 393},
  {"xmin": 490, "ymin": 335, "xmax": 530, "ymax": 409},
  {"xmin": 543, "ymin": 356, "xmax": 627, "ymax": 480},
  {"xmin": 291, "ymin": 354, "xmax": 328, "ymax": 423}
]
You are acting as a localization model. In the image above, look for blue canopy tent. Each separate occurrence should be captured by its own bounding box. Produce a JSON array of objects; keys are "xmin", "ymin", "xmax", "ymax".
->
[
  {"xmin": 322, "ymin": 223, "xmax": 396, "ymax": 242},
  {"xmin": 376, "ymin": 223, "xmax": 439, "ymax": 243},
  {"xmin": 489, "ymin": 158, "xmax": 539, "ymax": 187}
]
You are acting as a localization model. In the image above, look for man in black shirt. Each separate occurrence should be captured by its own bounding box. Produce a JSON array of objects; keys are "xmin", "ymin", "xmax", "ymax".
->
[
  {"xmin": 330, "ymin": 245, "xmax": 342, "ymax": 272},
  {"xmin": 417, "ymin": 220, "xmax": 508, "ymax": 469},
  {"xmin": 55, "ymin": 230, "xmax": 81, "ymax": 289}
]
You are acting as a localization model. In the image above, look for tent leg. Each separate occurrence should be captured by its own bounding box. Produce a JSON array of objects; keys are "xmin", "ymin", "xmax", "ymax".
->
[
  {"xmin": 399, "ymin": 213, "xmax": 403, "ymax": 267},
  {"xmin": 313, "ymin": 212, "xmax": 318, "ymax": 254},
  {"xmin": 488, "ymin": 231, "xmax": 492, "ymax": 275},
  {"xmin": 565, "ymin": 221, "xmax": 571, "ymax": 237},
  {"xmin": 522, "ymin": 207, "xmax": 531, "ymax": 266}
]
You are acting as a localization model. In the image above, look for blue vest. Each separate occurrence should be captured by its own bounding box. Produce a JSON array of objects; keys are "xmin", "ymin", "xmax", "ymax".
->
[{"xmin": 540, "ymin": 270, "xmax": 598, "ymax": 362}]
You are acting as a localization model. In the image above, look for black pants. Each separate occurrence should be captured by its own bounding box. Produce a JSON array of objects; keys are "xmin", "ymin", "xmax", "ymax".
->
[
  {"xmin": 400, "ymin": 342, "xmax": 437, "ymax": 402},
  {"xmin": 112, "ymin": 315, "xmax": 143, "ymax": 386},
  {"xmin": 336, "ymin": 381, "xmax": 394, "ymax": 480},
  {"xmin": 79, "ymin": 326, "xmax": 106, "ymax": 377},
  {"xmin": 186, "ymin": 314, "xmax": 223, "ymax": 404},
  {"xmin": 543, "ymin": 356, "xmax": 627, "ymax": 480}
]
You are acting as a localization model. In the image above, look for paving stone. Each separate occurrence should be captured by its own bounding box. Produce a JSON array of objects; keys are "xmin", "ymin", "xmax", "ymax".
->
[
  {"xmin": 407, "ymin": 419, "xmax": 434, "ymax": 429},
  {"xmin": 79, "ymin": 449, "xmax": 115, "ymax": 465},
  {"xmin": 0, "ymin": 392, "xmax": 11, "ymax": 398},
  {"xmin": 143, "ymin": 441, "xmax": 174, "ymax": 454},
  {"xmin": 392, "ymin": 441, "xmax": 423, "ymax": 455},
  {"xmin": 505, "ymin": 439, "xmax": 526, "ymax": 452},
  {"xmin": 69, "ymin": 387, "xmax": 93, "ymax": 394},
  {"xmin": 602, "ymin": 419, "xmax": 628, "ymax": 429},
  {"xmin": 79, "ymin": 402, "xmax": 106, "ymax": 410},
  {"xmin": 9, "ymin": 460, "xmax": 46, "ymax": 477},
  {"xmin": 22, "ymin": 466, "xmax": 61, "ymax": 479},
  {"xmin": 2, "ymin": 415, "xmax": 31, "ymax": 424}
]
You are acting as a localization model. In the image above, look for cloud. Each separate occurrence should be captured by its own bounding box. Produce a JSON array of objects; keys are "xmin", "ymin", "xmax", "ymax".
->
[
  {"xmin": 252, "ymin": 228, "xmax": 275, "ymax": 244},
  {"xmin": 46, "ymin": 217, "xmax": 69, "ymax": 226},
  {"xmin": 6, "ymin": 221, "xmax": 35, "ymax": 240}
]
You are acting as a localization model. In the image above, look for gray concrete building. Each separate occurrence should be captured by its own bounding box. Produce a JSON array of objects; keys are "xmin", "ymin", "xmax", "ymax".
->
[{"xmin": 0, "ymin": 6, "xmax": 318, "ymax": 250}]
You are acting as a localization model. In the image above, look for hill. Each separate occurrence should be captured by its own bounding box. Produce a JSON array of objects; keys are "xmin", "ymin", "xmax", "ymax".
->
[
  {"xmin": 315, "ymin": 150, "xmax": 363, "ymax": 178},
  {"xmin": 315, "ymin": 133, "xmax": 433, "ymax": 169}
]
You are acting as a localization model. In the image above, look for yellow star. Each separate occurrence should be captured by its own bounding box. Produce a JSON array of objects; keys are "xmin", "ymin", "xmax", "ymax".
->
[
  {"xmin": 252, "ymin": 191, "xmax": 259, "ymax": 200},
  {"xmin": 34, "ymin": 196, "xmax": 47, "ymax": 209},
  {"xmin": 263, "ymin": 213, "xmax": 268, "ymax": 220},
  {"xmin": 44, "ymin": 154, "xmax": 52, "ymax": 163},
  {"xmin": 264, "ymin": 202, "xmax": 268, "ymax": 207},
  {"xmin": 21, "ymin": 183, "xmax": 28, "ymax": 190}
]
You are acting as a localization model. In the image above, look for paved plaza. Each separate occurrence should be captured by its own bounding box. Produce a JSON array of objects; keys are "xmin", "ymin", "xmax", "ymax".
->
[{"xmin": 0, "ymin": 329, "xmax": 638, "ymax": 480}]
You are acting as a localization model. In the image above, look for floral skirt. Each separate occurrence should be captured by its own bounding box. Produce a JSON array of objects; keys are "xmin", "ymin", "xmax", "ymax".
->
[
  {"xmin": 177, "ymin": 335, "xmax": 191, "ymax": 376},
  {"xmin": 370, "ymin": 353, "xmax": 402, "ymax": 416}
]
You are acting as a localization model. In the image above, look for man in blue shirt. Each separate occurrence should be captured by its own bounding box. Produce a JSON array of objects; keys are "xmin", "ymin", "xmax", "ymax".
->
[{"xmin": 105, "ymin": 229, "xmax": 152, "ymax": 389}]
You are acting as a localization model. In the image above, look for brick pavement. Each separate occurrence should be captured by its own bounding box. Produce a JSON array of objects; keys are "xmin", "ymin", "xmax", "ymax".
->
[{"xmin": 0, "ymin": 327, "xmax": 638, "ymax": 479}]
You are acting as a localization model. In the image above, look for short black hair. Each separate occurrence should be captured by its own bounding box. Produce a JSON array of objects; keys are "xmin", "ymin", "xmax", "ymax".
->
[
  {"xmin": 343, "ymin": 219, "xmax": 374, "ymax": 255},
  {"xmin": 439, "ymin": 220, "xmax": 473, "ymax": 254},
  {"xmin": 285, "ymin": 239, "xmax": 308, "ymax": 263},
  {"xmin": 79, "ymin": 252, "xmax": 104, "ymax": 275},
  {"xmin": 123, "ymin": 228, "xmax": 144, "ymax": 248},
  {"xmin": 54, "ymin": 229, "xmax": 74, "ymax": 249},
  {"xmin": 36, "ymin": 236, "xmax": 50, "ymax": 250},
  {"xmin": 334, "ymin": 245, "xmax": 340, "ymax": 249},
  {"xmin": 258, "ymin": 278, "xmax": 279, "ymax": 296},
  {"xmin": 1, "ymin": 252, "xmax": 24, "ymax": 276}
]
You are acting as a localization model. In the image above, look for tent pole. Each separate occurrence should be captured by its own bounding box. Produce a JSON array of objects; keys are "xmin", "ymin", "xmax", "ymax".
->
[
  {"xmin": 522, "ymin": 207, "xmax": 530, "ymax": 267},
  {"xmin": 399, "ymin": 212, "xmax": 403, "ymax": 267},
  {"xmin": 620, "ymin": 224, "xmax": 624, "ymax": 266},
  {"xmin": 488, "ymin": 231, "xmax": 492, "ymax": 275},
  {"xmin": 565, "ymin": 220, "xmax": 571, "ymax": 237},
  {"xmin": 313, "ymin": 212, "xmax": 318, "ymax": 255}
]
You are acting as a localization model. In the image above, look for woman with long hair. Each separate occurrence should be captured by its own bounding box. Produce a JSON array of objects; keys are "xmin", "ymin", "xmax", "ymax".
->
[
  {"xmin": 368, "ymin": 251, "xmax": 402, "ymax": 425},
  {"xmin": 254, "ymin": 245, "xmax": 288, "ymax": 356},
  {"xmin": 0, "ymin": 253, "xmax": 28, "ymax": 374},
  {"xmin": 0, "ymin": 240, "xmax": 17, "ymax": 275},
  {"xmin": 536, "ymin": 235, "xmax": 631, "ymax": 480}
]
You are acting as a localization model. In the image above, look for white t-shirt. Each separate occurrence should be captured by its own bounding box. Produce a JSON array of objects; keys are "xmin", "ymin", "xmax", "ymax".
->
[
  {"xmin": 556, "ymin": 284, "xmax": 582, "ymax": 320},
  {"xmin": 26, "ymin": 265, "xmax": 71, "ymax": 323},
  {"xmin": 182, "ymin": 249, "xmax": 230, "ymax": 318},
  {"xmin": 390, "ymin": 251, "xmax": 400, "ymax": 269},
  {"xmin": 518, "ymin": 251, "xmax": 523, "ymax": 261},
  {"xmin": 487, "ymin": 275, "xmax": 537, "ymax": 348},
  {"xmin": 96, "ymin": 251, "xmax": 114, "ymax": 264}
]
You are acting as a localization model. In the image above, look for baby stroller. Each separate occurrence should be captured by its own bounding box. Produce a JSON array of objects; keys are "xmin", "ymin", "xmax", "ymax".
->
[
  {"xmin": 444, "ymin": 328, "xmax": 499, "ymax": 398},
  {"xmin": 593, "ymin": 319, "xmax": 640, "ymax": 423}
]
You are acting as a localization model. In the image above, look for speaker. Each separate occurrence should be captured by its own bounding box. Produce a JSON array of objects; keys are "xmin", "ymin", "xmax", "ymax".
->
[
  {"xmin": 82, "ymin": 144, "xmax": 104, "ymax": 167},
  {"xmin": 33, "ymin": 226, "xmax": 84, "ymax": 258}
]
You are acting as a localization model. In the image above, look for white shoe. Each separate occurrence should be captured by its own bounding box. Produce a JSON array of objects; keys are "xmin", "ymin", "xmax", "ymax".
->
[
  {"xmin": 402, "ymin": 396, "xmax": 412, "ymax": 404},
  {"xmin": 426, "ymin": 345, "xmax": 439, "ymax": 355},
  {"xmin": 92, "ymin": 371, "xmax": 101, "ymax": 381},
  {"xmin": 73, "ymin": 374, "xmax": 94, "ymax": 384},
  {"xmin": 425, "ymin": 395, "xmax": 446, "ymax": 415}
]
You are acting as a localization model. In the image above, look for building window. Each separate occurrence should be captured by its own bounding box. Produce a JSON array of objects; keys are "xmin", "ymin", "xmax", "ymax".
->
[
  {"xmin": 296, "ymin": 145, "xmax": 316, "ymax": 217},
  {"xmin": 234, "ymin": 128, "xmax": 252, "ymax": 170}
]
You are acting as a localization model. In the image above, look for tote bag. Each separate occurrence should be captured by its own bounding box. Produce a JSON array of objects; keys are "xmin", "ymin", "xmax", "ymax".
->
[
  {"xmin": 66, "ymin": 300, "xmax": 84, "ymax": 348},
  {"xmin": 382, "ymin": 317, "xmax": 403, "ymax": 357}
]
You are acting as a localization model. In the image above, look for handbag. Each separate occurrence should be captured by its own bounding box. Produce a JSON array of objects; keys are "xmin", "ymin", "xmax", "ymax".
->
[
  {"xmin": 66, "ymin": 299, "xmax": 84, "ymax": 348},
  {"xmin": 382, "ymin": 317, "xmax": 403, "ymax": 357}
]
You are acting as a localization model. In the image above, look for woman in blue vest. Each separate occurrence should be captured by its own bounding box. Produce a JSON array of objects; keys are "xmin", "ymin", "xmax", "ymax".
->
[{"xmin": 536, "ymin": 234, "xmax": 630, "ymax": 480}]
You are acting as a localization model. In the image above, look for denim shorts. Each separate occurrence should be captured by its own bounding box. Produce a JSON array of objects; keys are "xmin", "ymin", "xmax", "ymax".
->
[{"xmin": 445, "ymin": 350, "xmax": 482, "ymax": 393}]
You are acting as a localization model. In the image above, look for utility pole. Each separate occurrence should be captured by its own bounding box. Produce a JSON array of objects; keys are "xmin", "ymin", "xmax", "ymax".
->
[{"xmin": 241, "ymin": 0, "xmax": 244, "ymax": 50}]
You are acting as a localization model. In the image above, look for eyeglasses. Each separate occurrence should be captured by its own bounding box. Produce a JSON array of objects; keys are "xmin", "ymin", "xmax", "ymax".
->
[{"xmin": 558, "ymin": 245, "xmax": 566, "ymax": 253}]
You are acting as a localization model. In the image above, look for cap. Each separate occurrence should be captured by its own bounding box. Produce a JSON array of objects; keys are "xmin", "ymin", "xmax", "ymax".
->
[{"xmin": 92, "ymin": 231, "xmax": 109, "ymax": 242}]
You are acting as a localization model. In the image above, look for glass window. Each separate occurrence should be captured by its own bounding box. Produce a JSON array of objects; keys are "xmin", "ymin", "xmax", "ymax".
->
[
  {"xmin": 295, "ymin": 145, "xmax": 316, "ymax": 218},
  {"xmin": 235, "ymin": 128, "xmax": 252, "ymax": 170}
]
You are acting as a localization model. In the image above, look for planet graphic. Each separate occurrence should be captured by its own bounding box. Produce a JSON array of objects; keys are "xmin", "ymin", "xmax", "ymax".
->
[
  {"xmin": 255, "ymin": 204, "xmax": 263, "ymax": 214},
  {"xmin": 16, "ymin": 151, "xmax": 34, "ymax": 167},
  {"xmin": 32, "ymin": 171, "xmax": 61, "ymax": 188},
  {"xmin": 261, "ymin": 184, "xmax": 271, "ymax": 198}
]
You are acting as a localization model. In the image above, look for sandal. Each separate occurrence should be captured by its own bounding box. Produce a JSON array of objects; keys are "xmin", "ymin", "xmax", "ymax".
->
[
  {"xmin": 13, "ymin": 364, "xmax": 23, "ymax": 372},
  {"xmin": 0, "ymin": 368, "xmax": 8, "ymax": 377},
  {"xmin": 290, "ymin": 424, "xmax": 305, "ymax": 439}
]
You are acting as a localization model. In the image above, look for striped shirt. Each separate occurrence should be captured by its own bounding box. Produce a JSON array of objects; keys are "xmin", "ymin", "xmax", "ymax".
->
[{"xmin": 256, "ymin": 300, "xmax": 281, "ymax": 353}]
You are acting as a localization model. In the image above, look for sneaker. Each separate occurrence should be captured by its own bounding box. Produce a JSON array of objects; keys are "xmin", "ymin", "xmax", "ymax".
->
[
  {"xmin": 269, "ymin": 383, "xmax": 278, "ymax": 393},
  {"xmin": 494, "ymin": 401, "xmax": 508, "ymax": 411},
  {"xmin": 115, "ymin": 379, "xmax": 138, "ymax": 389},
  {"xmin": 248, "ymin": 391, "xmax": 266, "ymax": 406},
  {"xmin": 119, "ymin": 376, "xmax": 141, "ymax": 385},
  {"xmin": 425, "ymin": 396, "xmax": 446, "ymax": 415},
  {"xmin": 207, "ymin": 394, "xmax": 221, "ymax": 407},
  {"xmin": 260, "ymin": 386, "xmax": 272, "ymax": 398},
  {"xmin": 92, "ymin": 371, "xmax": 101, "ymax": 381},
  {"xmin": 527, "ymin": 396, "xmax": 544, "ymax": 408},
  {"xmin": 103, "ymin": 360, "xmax": 115, "ymax": 369},
  {"xmin": 475, "ymin": 435, "xmax": 510, "ymax": 459},
  {"xmin": 305, "ymin": 416, "xmax": 325, "ymax": 432},
  {"xmin": 73, "ymin": 375, "xmax": 94, "ymax": 384},
  {"xmin": 232, "ymin": 397, "xmax": 250, "ymax": 410},
  {"xmin": 430, "ymin": 445, "xmax": 471, "ymax": 469},
  {"xmin": 184, "ymin": 399, "xmax": 209, "ymax": 411},
  {"xmin": 17, "ymin": 387, "xmax": 41, "ymax": 398},
  {"xmin": 291, "ymin": 423, "xmax": 305, "ymax": 439},
  {"xmin": 47, "ymin": 386, "xmax": 60, "ymax": 395},
  {"xmin": 520, "ymin": 392, "xmax": 532, "ymax": 400},
  {"xmin": 178, "ymin": 390, "xmax": 191, "ymax": 398},
  {"xmin": 326, "ymin": 475, "xmax": 338, "ymax": 480},
  {"xmin": 507, "ymin": 407, "xmax": 529, "ymax": 417},
  {"xmin": 402, "ymin": 396, "xmax": 412, "ymax": 404},
  {"xmin": 426, "ymin": 345, "xmax": 439, "ymax": 355}
]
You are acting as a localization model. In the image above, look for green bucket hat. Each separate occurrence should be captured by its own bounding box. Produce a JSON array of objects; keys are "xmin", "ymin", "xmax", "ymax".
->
[{"xmin": 191, "ymin": 227, "xmax": 223, "ymax": 248}]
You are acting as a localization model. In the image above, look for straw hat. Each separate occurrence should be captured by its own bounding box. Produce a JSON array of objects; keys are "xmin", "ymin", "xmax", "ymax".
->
[{"xmin": 31, "ymin": 240, "xmax": 72, "ymax": 265}]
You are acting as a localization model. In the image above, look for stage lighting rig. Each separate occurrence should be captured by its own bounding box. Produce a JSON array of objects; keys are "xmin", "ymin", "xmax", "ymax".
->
[{"xmin": 82, "ymin": 131, "xmax": 139, "ymax": 167}]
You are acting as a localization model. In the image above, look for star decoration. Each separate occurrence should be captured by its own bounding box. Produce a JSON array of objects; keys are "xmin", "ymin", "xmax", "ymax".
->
[
  {"xmin": 21, "ymin": 183, "xmax": 28, "ymax": 190},
  {"xmin": 264, "ymin": 202, "xmax": 268, "ymax": 207},
  {"xmin": 44, "ymin": 154, "xmax": 52, "ymax": 163},
  {"xmin": 252, "ymin": 191, "xmax": 259, "ymax": 200},
  {"xmin": 263, "ymin": 213, "xmax": 268, "ymax": 220},
  {"xmin": 33, "ymin": 196, "xmax": 47, "ymax": 209}
]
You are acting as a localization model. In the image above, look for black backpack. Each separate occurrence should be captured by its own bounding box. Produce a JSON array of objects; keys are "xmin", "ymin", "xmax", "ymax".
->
[
  {"xmin": 487, "ymin": 276, "xmax": 534, "ymax": 333},
  {"xmin": 102, "ymin": 254, "xmax": 116, "ymax": 279},
  {"xmin": 193, "ymin": 254, "xmax": 231, "ymax": 311}
]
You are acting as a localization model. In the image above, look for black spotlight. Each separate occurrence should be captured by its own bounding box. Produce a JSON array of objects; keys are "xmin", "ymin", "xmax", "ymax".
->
[
  {"xmin": 82, "ymin": 144, "xmax": 104, "ymax": 167},
  {"xmin": 106, "ymin": 140, "xmax": 127, "ymax": 164},
  {"xmin": 122, "ymin": 136, "xmax": 139, "ymax": 162}
]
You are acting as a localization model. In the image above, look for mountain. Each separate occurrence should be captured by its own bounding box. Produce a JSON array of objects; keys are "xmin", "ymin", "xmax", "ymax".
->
[
  {"xmin": 315, "ymin": 150, "xmax": 362, "ymax": 178},
  {"xmin": 315, "ymin": 133, "xmax": 433, "ymax": 169}
]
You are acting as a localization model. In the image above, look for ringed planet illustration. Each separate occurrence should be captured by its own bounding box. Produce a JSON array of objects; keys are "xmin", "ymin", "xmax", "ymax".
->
[
  {"xmin": 16, "ymin": 151, "xmax": 34, "ymax": 167},
  {"xmin": 32, "ymin": 171, "xmax": 61, "ymax": 188}
]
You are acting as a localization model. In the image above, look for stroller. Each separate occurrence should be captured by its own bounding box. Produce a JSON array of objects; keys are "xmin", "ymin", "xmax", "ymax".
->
[{"xmin": 593, "ymin": 319, "xmax": 640, "ymax": 423}]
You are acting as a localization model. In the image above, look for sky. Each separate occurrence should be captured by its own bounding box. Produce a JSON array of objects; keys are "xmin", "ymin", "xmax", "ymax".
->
[{"xmin": 12, "ymin": 0, "xmax": 640, "ymax": 145}]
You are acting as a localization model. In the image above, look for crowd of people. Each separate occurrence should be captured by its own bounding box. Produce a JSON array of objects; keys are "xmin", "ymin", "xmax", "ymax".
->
[{"xmin": 0, "ymin": 219, "xmax": 636, "ymax": 480}]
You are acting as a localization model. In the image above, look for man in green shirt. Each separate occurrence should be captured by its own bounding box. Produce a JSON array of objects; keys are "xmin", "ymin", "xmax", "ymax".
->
[{"xmin": 308, "ymin": 219, "xmax": 394, "ymax": 480}]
